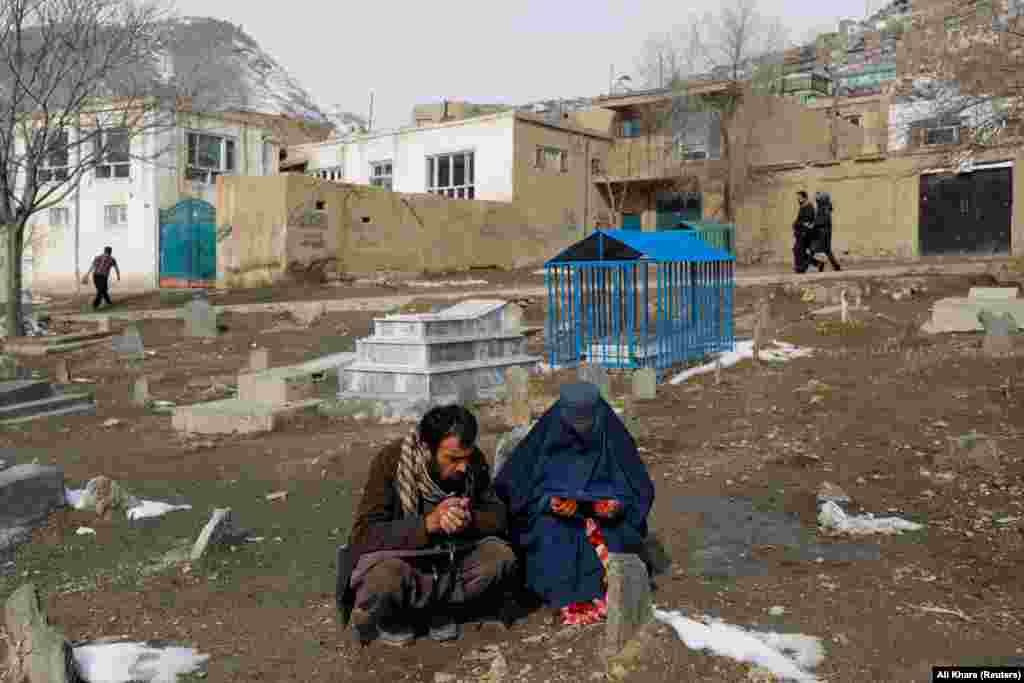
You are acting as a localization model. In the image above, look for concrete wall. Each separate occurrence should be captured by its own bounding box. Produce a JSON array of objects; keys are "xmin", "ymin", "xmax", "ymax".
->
[
  {"xmin": 732, "ymin": 144, "xmax": 1024, "ymax": 264},
  {"xmin": 512, "ymin": 117, "xmax": 611, "ymax": 233},
  {"xmin": 29, "ymin": 112, "xmax": 274, "ymax": 294},
  {"xmin": 216, "ymin": 172, "xmax": 590, "ymax": 284}
]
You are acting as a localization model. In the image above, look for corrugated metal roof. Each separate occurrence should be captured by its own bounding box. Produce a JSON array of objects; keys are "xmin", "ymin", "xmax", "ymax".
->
[{"xmin": 547, "ymin": 229, "xmax": 734, "ymax": 264}]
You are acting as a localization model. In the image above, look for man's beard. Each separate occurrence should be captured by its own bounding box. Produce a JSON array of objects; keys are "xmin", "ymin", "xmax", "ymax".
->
[{"xmin": 430, "ymin": 458, "xmax": 465, "ymax": 494}]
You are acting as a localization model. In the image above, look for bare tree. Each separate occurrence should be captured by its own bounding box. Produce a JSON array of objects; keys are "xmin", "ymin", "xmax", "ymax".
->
[
  {"xmin": 665, "ymin": 0, "xmax": 789, "ymax": 223},
  {"xmin": 633, "ymin": 28, "xmax": 700, "ymax": 89},
  {"xmin": 0, "ymin": 0, "xmax": 243, "ymax": 337}
]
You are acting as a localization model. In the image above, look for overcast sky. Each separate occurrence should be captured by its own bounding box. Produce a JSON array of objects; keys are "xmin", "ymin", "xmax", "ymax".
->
[{"xmin": 172, "ymin": 0, "xmax": 886, "ymax": 130}]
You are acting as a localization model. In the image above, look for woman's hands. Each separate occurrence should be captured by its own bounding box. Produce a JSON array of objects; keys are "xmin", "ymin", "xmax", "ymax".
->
[
  {"xmin": 550, "ymin": 496, "xmax": 578, "ymax": 518},
  {"xmin": 593, "ymin": 499, "xmax": 623, "ymax": 520},
  {"xmin": 550, "ymin": 497, "xmax": 623, "ymax": 519}
]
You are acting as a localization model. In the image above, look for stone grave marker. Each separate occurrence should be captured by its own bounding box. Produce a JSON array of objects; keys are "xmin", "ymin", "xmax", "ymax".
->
[
  {"xmin": 631, "ymin": 367, "xmax": 656, "ymax": 401},
  {"xmin": 249, "ymin": 348, "xmax": 270, "ymax": 373},
  {"xmin": 505, "ymin": 366, "xmax": 531, "ymax": 426},
  {"xmin": 603, "ymin": 553, "xmax": 653, "ymax": 658},
  {"xmin": 191, "ymin": 508, "xmax": 250, "ymax": 560},
  {"xmin": 131, "ymin": 376, "xmax": 150, "ymax": 406},
  {"xmin": 0, "ymin": 353, "xmax": 25, "ymax": 380},
  {"xmin": 493, "ymin": 423, "xmax": 532, "ymax": 479},
  {"xmin": 578, "ymin": 363, "xmax": 610, "ymax": 401},
  {"xmin": 112, "ymin": 323, "xmax": 145, "ymax": 360},
  {"xmin": 980, "ymin": 311, "xmax": 1017, "ymax": 357},
  {"xmin": 184, "ymin": 298, "xmax": 218, "ymax": 338},
  {"xmin": 54, "ymin": 359, "xmax": 70, "ymax": 384},
  {"xmin": 503, "ymin": 303, "xmax": 524, "ymax": 333},
  {"xmin": 4, "ymin": 582, "xmax": 84, "ymax": 683}
]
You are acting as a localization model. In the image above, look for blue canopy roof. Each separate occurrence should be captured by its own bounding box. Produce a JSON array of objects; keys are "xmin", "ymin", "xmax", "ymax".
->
[{"xmin": 546, "ymin": 229, "xmax": 734, "ymax": 265}]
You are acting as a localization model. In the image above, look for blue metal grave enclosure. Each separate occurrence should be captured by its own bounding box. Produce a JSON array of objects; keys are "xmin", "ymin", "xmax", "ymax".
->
[
  {"xmin": 544, "ymin": 229, "xmax": 735, "ymax": 378},
  {"xmin": 158, "ymin": 198, "xmax": 216, "ymax": 288}
]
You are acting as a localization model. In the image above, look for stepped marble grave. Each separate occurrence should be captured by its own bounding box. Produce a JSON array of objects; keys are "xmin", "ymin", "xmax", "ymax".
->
[{"xmin": 336, "ymin": 300, "xmax": 540, "ymax": 417}]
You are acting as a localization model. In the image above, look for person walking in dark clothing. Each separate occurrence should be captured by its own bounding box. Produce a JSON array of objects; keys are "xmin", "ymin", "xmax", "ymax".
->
[
  {"xmin": 809, "ymin": 192, "xmax": 841, "ymax": 271},
  {"xmin": 83, "ymin": 246, "xmax": 120, "ymax": 309},
  {"xmin": 792, "ymin": 191, "xmax": 819, "ymax": 273}
]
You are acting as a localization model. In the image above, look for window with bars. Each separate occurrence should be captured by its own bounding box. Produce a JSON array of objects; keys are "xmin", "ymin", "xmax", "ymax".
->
[
  {"xmin": 924, "ymin": 126, "xmax": 960, "ymax": 145},
  {"xmin": 426, "ymin": 151, "xmax": 474, "ymax": 199},
  {"xmin": 186, "ymin": 132, "xmax": 236, "ymax": 184},
  {"xmin": 535, "ymin": 146, "xmax": 568, "ymax": 172},
  {"xmin": 619, "ymin": 118, "xmax": 642, "ymax": 138},
  {"xmin": 93, "ymin": 128, "xmax": 131, "ymax": 179},
  {"xmin": 370, "ymin": 161, "xmax": 393, "ymax": 190},
  {"xmin": 38, "ymin": 129, "xmax": 69, "ymax": 183},
  {"xmin": 104, "ymin": 204, "xmax": 128, "ymax": 228},
  {"xmin": 49, "ymin": 207, "xmax": 69, "ymax": 226},
  {"xmin": 311, "ymin": 166, "xmax": 343, "ymax": 181}
]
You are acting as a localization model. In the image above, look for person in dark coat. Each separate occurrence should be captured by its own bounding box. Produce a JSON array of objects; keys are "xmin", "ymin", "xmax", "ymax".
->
[
  {"xmin": 494, "ymin": 382, "xmax": 655, "ymax": 625},
  {"xmin": 792, "ymin": 191, "xmax": 820, "ymax": 273},
  {"xmin": 809, "ymin": 192, "xmax": 841, "ymax": 271},
  {"xmin": 336, "ymin": 405, "xmax": 517, "ymax": 647}
]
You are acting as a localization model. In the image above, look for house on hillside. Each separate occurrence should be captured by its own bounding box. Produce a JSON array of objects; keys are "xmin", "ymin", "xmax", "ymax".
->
[
  {"xmin": 25, "ymin": 107, "xmax": 332, "ymax": 293},
  {"xmin": 283, "ymin": 108, "xmax": 613, "ymax": 235}
]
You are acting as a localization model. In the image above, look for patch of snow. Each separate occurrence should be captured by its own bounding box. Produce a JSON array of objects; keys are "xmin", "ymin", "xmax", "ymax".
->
[
  {"xmin": 670, "ymin": 339, "xmax": 813, "ymax": 385},
  {"xmin": 72, "ymin": 641, "xmax": 209, "ymax": 683},
  {"xmin": 817, "ymin": 501, "xmax": 924, "ymax": 536},
  {"xmin": 127, "ymin": 501, "xmax": 192, "ymax": 521},
  {"xmin": 654, "ymin": 609, "xmax": 824, "ymax": 683},
  {"xmin": 66, "ymin": 488, "xmax": 191, "ymax": 521},
  {"xmin": 65, "ymin": 487, "xmax": 84, "ymax": 508},
  {"xmin": 405, "ymin": 279, "xmax": 490, "ymax": 288}
]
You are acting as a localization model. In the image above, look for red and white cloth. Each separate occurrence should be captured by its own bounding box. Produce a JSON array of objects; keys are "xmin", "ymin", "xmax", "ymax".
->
[{"xmin": 560, "ymin": 516, "xmax": 612, "ymax": 626}]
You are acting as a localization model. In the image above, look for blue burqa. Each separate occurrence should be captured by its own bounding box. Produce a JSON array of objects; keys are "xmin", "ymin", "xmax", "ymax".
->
[{"xmin": 494, "ymin": 382, "xmax": 655, "ymax": 607}]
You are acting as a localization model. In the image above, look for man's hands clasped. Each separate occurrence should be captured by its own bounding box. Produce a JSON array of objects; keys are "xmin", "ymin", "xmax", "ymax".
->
[{"xmin": 426, "ymin": 496, "xmax": 472, "ymax": 535}]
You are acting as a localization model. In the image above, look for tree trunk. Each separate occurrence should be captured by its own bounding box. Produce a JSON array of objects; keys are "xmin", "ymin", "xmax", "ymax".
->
[{"xmin": 5, "ymin": 224, "xmax": 22, "ymax": 338}]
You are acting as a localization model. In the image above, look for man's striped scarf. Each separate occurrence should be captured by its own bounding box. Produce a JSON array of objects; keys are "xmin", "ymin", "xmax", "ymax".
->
[{"xmin": 396, "ymin": 429, "xmax": 448, "ymax": 518}]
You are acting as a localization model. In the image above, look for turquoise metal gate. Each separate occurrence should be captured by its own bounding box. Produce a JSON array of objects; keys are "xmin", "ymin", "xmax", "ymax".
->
[{"xmin": 158, "ymin": 199, "xmax": 216, "ymax": 288}]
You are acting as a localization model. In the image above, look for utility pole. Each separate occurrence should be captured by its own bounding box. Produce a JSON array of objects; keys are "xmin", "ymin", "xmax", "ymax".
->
[
  {"xmin": 660, "ymin": 54, "xmax": 664, "ymax": 89},
  {"xmin": 609, "ymin": 64, "xmax": 614, "ymax": 94},
  {"xmin": 367, "ymin": 90, "xmax": 374, "ymax": 131}
]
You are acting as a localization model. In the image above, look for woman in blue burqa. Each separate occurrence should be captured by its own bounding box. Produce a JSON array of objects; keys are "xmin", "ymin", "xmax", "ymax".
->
[{"xmin": 494, "ymin": 382, "xmax": 655, "ymax": 625}]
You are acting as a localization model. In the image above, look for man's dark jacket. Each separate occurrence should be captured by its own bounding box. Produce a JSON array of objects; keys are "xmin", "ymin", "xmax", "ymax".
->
[
  {"xmin": 336, "ymin": 439, "xmax": 508, "ymax": 624},
  {"xmin": 793, "ymin": 203, "xmax": 816, "ymax": 237}
]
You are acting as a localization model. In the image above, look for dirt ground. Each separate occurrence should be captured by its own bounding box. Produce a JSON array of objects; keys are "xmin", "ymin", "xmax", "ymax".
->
[{"xmin": 1, "ymin": 270, "xmax": 1022, "ymax": 682}]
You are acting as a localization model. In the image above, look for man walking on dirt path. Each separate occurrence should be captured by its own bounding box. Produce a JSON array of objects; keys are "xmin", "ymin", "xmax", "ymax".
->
[{"xmin": 82, "ymin": 246, "xmax": 120, "ymax": 309}]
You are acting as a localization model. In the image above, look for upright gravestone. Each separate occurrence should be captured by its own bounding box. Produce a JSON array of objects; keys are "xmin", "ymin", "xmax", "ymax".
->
[
  {"xmin": 604, "ymin": 553, "xmax": 653, "ymax": 658},
  {"xmin": 111, "ymin": 323, "xmax": 145, "ymax": 361},
  {"xmin": 503, "ymin": 303, "xmax": 524, "ymax": 333},
  {"xmin": 505, "ymin": 366, "xmax": 531, "ymax": 427},
  {"xmin": 54, "ymin": 359, "xmax": 70, "ymax": 384},
  {"xmin": 184, "ymin": 299, "xmax": 218, "ymax": 338},
  {"xmin": 249, "ymin": 348, "xmax": 270, "ymax": 373},
  {"xmin": 4, "ymin": 583, "xmax": 84, "ymax": 683},
  {"xmin": 980, "ymin": 311, "xmax": 1017, "ymax": 358},
  {"xmin": 631, "ymin": 368, "xmax": 656, "ymax": 401},
  {"xmin": 131, "ymin": 376, "xmax": 150, "ymax": 406},
  {"xmin": 578, "ymin": 363, "xmax": 610, "ymax": 402},
  {"xmin": 493, "ymin": 423, "xmax": 532, "ymax": 480}
]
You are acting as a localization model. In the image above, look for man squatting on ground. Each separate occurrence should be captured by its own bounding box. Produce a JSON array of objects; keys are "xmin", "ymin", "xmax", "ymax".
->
[{"xmin": 337, "ymin": 405, "xmax": 518, "ymax": 646}]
